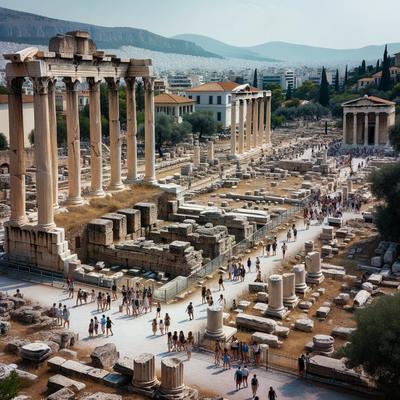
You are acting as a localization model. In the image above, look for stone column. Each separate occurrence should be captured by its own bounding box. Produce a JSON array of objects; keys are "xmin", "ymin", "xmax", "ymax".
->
[
  {"xmin": 252, "ymin": 98, "xmax": 258, "ymax": 148},
  {"xmin": 374, "ymin": 113, "xmax": 380, "ymax": 146},
  {"xmin": 87, "ymin": 78, "xmax": 104, "ymax": 197},
  {"xmin": 7, "ymin": 77, "xmax": 26, "ymax": 225},
  {"xmin": 305, "ymin": 251, "xmax": 324, "ymax": 284},
  {"xmin": 32, "ymin": 77, "xmax": 55, "ymax": 230},
  {"xmin": 193, "ymin": 142, "xmax": 200, "ymax": 165},
  {"xmin": 292, "ymin": 264, "xmax": 309, "ymax": 294},
  {"xmin": 159, "ymin": 357, "xmax": 185, "ymax": 398},
  {"xmin": 106, "ymin": 78, "xmax": 124, "ymax": 190},
  {"xmin": 144, "ymin": 77, "xmax": 157, "ymax": 184},
  {"xmin": 342, "ymin": 112, "xmax": 347, "ymax": 144},
  {"xmin": 266, "ymin": 274, "xmax": 288, "ymax": 319},
  {"xmin": 64, "ymin": 78, "xmax": 83, "ymax": 205},
  {"xmin": 48, "ymin": 79, "xmax": 59, "ymax": 208},
  {"xmin": 353, "ymin": 112, "xmax": 357, "ymax": 145},
  {"xmin": 364, "ymin": 113, "xmax": 368, "ymax": 146},
  {"xmin": 282, "ymin": 273, "xmax": 299, "ymax": 308},
  {"xmin": 205, "ymin": 305, "xmax": 225, "ymax": 340},
  {"xmin": 304, "ymin": 240, "xmax": 314, "ymax": 254},
  {"xmin": 132, "ymin": 353, "xmax": 159, "ymax": 390},
  {"xmin": 230, "ymin": 100, "xmax": 237, "ymax": 155},
  {"xmin": 245, "ymin": 99, "xmax": 252, "ymax": 150},
  {"xmin": 342, "ymin": 185, "xmax": 348, "ymax": 204},
  {"xmin": 125, "ymin": 77, "xmax": 138, "ymax": 183},
  {"xmin": 207, "ymin": 140, "xmax": 214, "ymax": 163},
  {"xmin": 385, "ymin": 112, "xmax": 390, "ymax": 146},
  {"xmin": 238, "ymin": 99, "xmax": 245, "ymax": 154},
  {"xmin": 258, "ymin": 97, "xmax": 264, "ymax": 146},
  {"xmin": 266, "ymin": 96, "xmax": 271, "ymax": 144}
]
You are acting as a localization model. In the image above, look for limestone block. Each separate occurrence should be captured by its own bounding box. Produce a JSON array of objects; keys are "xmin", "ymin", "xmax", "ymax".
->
[
  {"xmin": 81, "ymin": 393, "xmax": 122, "ymax": 400},
  {"xmin": 334, "ymin": 293, "xmax": 350, "ymax": 305},
  {"xmin": 316, "ymin": 306, "xmax": 330, "ymax": 319},
  {"xmin": 60, "ymin": 360, "xmax": 92, "ymax": 377},
  {"xmin": 274, "ymin": 325, "xmax": 290, "ymax": 338},
  {"xmin": 251, "ymin": 332, "xmax": 282, "ymax": 348},
  {"xmin": 256, "ymin": 292, "xmax": 268, "ymax": 302},
  {"xmin": 253, "ymin": 302, "xmax": 268, "ymax": 313},
  {"xmin": 353, "ymin": 290, "xmax": 371, "ymax": 308},
  {"xmin": 331, "ymin": 326, "xmax": 356, "ymax": 339},
  {"xmin": 47, "ymin": 388, "xmax": 76, "ymax": 400},
  {"xmin": 117, "ymin": 209, "xmax": 141, "ymax": 234},
  {"xmin": 113, "ymin": 356, "xmax": 134, "ymax": 376},
  {"xmin": 248, "ymin": 282, "xmax": 268, "ymax": 293},
  {"xmin": 361, "ymin": 282, "xmax": 374, "ymax": 293},
  {"xmin": 312, "ymin": 335, "xmax": 334, "ymax": 355},
  {"xmin": 367, "ymin": 274, "xmax": 382, "ymax": 285},
  {"xmin": 370, "ymin": 256, "xmax": 382, "ymax": 268},
  {"xmin": 102, "ymin": 372, "xmax": 129, "ymax": 388},
  {"xmin": 87, "ymin": 219, "xmax": 113, "ymax": 246},
  {"xmin": 47, "ymin": 356, "xmax": 66, "ymax": 372},
  {"xmin": 295, "ymin": 318, "xmax": 314, "ymax": 332},
  {"xmin": 134, "ymin": 202, "xmax": 157, "ymax": 226},
  {"xmin": 102, "ymin": 213, "xmax": 127, "ymax": 242},
  {"xmin": 298, "ymin": 301, "xmax": 313, "ymax": 310},
  {"xmin": 47, "ymin": 374, "xmax": 86, "ymax": 393},
  {"xmin": 236, "ymin": 314, "xmax": 277, "ymax": 333}
]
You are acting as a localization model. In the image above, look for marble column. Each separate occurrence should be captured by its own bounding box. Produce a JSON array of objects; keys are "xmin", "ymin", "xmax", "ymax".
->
[
  {"xmin": 32, "ymin": 77, "xmax": 55, "ymax": 230},
  {"xmin": 106, "ymin": 78, "xmax": 124, "ymax": 190},
  {"xmin": 48, "ymin": 79, "xmax": 59, "ymax": 208},
  {"xmin": 353, "ymin": 112, "xmax": 357, "ymax": 145},
  {"xmin": 305, "ymin": 251, "xmax": 324, "ymax": 284},
  {"xmin": 125, "ymin": 77, "xmax": 138, "ymax": 183},
  {"xmin": 292, "ymin": 264, "xmax": 309, "ymax": 294},
  {"xmin": 266, "ymin": 274, "xmax": 288, "ymax": 319},
  {"xmin": 364, "ymin": 113, "xmax": 368, "ymax": 146},
  {"xmin": 266, "ymin": 96, "xmax": 271, "ymax": 144},
  {"xmin": 193, "ymin": 142, "xmax": 200, "ymax": 165},
  {"xmin": 207, "ymin": 140, "xmax": 214, "ymax": 163},
  {"xmin": 304, "ymin": 240, "xmax": 314, "ymax": 254},
  {"xmin": 245, "ymin": 99, "xmax": 252, "ymax": 150},
  {"xmin": 132, "ymin": 353, "xmax": 159, "ymax": 390},
  {"xmin": 159, "ymin": 357, "xmax": 185, "ymax": 397},
  {"xmin": 252, "ymin": 98, "xmax": 258, "ymax": 148},
  {"xmin": 7, "ymin": 77, "xmax": 26, "ymax": 225},
  {"xmin": 282, "ymin": 273, "xmax": 299, "ymax": 308},
  {"xmin": 258, "ymin": 97, "xmax": 264, "ymax": 146},
  {"xmin": 64, "ymin": 78, "xmax": 83, "ymax": 205},
  {"xmin": 342, "ymin": 112, "xmax": 347, "ymax": 144},
  {"xmin": 374, "ymin": 113, "xmax": 380, "ymax": 146},
  {"xmin": 87, "ymin": 78, "xmax": 104, "ymax": 197},
  {"xmin": 144, "ymin": 77, "xmax": 157, "ymax": 184},
  {"xmin": 230, "ymin": 100, "xmax": 237, "ymax": 155},
  {"xmin": 205, "ymin": 305, "xmax": 225, "ymax": 340},
  {"xmin": 238, "ymin": 99, "xmax": 244, "ymax": 154}
]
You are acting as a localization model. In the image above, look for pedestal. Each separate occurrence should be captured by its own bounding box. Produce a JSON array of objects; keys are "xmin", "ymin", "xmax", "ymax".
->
[
  {"xmin": 158, "ymin": 357, "xmax": 186, "ymax": 399},
  {"xmin": 282, "ymin": 273, "xmax": 299, "ymax": 309},
  {"xmin": 205, "ymin": 305, "xmax": 225, "ymax": 340},
  {"xmin": 132, "ymin": 353, "xmax": 159, "ymax": 395},
  {"xmin": 265, "ymin": 274, "xmax": 289, "ymax": 319},
  {"xmin": 305, "ymin": 251, "xmax": 324, "ymax": 284},
  {"xmin": 304, "ymin": 240, "xmax": 314, "ymax": 254},
  {"xmin": 292, "ymin": 264, "xmax": 309, "ymax": 294}
]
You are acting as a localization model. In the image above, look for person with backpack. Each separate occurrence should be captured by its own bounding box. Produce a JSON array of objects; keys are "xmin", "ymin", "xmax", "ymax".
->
[
  {"xmin": 234, "ymin": 366, "xmax": 243, "ymax": 391},
  {"xmin": 186, "ymin": 302, "xmax": 194, "ymax": 320},
  {"xmin": 251, "ymin": 374, "xmax": 259, "ymax": 398}
]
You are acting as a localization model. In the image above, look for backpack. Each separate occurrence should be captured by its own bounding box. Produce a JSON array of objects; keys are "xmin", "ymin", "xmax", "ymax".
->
[
  {"xmin": 251, "ymin": 377, "xmax": 258, "ymax": 386},
  {"xmin": 235, "ymin": 369, "xmax": 242, "ymax": 379}
]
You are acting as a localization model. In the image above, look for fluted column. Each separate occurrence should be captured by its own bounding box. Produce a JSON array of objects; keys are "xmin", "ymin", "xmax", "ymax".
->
[
  {"xmin": 282, "ymin": 272, "xmax": 298, "ymax": 308},
  {"xmin": 207, "ymin": 140, "xmax": 214, "ymax": 163},
  {"xmin": 87, "ymin": 78, "xmax": 104, "ymax": 196},
  {"xmin": 245, "ymin": 99, "xmax": 252, "ymax": 150},
  {"xmin": 64, "ymin": 78, "xmax": 83, "ymax": 205},
  {"xmin": 48, "ymin": 79, "xmax": 59, "ymax": 208},
  {"xmin": 353, "ymin": 112, "xmax": 357, "ymax": 145},
  {"xmin": 143, "ymin": 77, "xmax": 157, "ymax": 184},
  {"xmin": 32, "ymin": 77, "xmax": 55, "ymax": 230},
  {"xmin": 266, "ymin": 96, "xmax": 271, "ymax": 144},
  {"xmin": 374, "ymin": 113, "xmax": 380, "ymax": 146},
  {"xmin": 305, "ymin": 251, "xmax": 324, "ymax": 284},
  {"xmin": 343, "ymin": 112, "xmax": 347, "ymax": 144},
  {"xmin": 133, "ymin": 353, "xmax": 159, "ymax": 390},
  {"xmin": 125, "ymin": 77, "xmax": 138, "ymax": 183},
  {"xmin": 364, "ymin": 113, "xmax": 368, "ymax": 146},
  {"xmin": 252, "ymin": 98, "xmax": 258, "ymax": 148},
  {"xmin": 159, "ymin": 357, "xmax": 185, "ymax": 396},
  {"xmin": 238, "ymin": 99, "xmax": 244, "ymax": 154},
  {"xmin": 230, "ymin": 99, "xmax": 237, "ymax": 155},
  {"xmin": 7, "ymin": 77, "xmax": 26, "ymax": 225},
  {"xmin": 205, "ymin": 305, "xmax": 225, "ymax": 340},
  {"xmin": 106, "ymin": 78, "xmax": 124, "ymax": 190},
  {"xmin": 258, "ymin": 97, "xmax": 264, "ymax": 146}
]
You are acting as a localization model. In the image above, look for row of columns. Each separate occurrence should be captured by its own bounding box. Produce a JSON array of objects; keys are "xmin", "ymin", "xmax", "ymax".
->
[
  {"xmin": 230, "ymin": 96, "xmax": 271, "ymax": 156},
  {"xmin": 343, "ymin": 111, "xmax": 383, "ymax": 146},
  {"xmin": 7, "ymin": 75, "xmax": 156, "ymax": 230}
]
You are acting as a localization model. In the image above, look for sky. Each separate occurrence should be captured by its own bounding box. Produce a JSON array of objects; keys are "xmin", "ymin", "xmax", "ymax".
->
[{"xmin": 0, "ymin": 0, "xmax": 399, "ymax": 49}]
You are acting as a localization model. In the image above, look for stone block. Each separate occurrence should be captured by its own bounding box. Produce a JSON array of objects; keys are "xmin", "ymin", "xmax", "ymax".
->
[
  {"xmin": 248, "ymin": 282, "xmax": 268, "ymax": 293},
  {"xmin": 102, "ymin": 213, "xmax": 127, "ymax": 242},
  {"xmin": 316, "ymin": 306, "xmax": 330, "ymax": 319},
  {"xmin": 102, "ymin": 372, "xmax": 129, "ymax": 388},
  {"xmin": 134, "ymin": 202, "xmax": 157, "ymax": 226},
  {"xmin": 295, "ymin": 318, "xmax": 314, "ymax": 332},
  {"xmin": 90, "ymin": 343, "xmax": 119, "ymax": 369},
  {"xmin": 81, "ymin": 393, "xmax": 122, "ymax": 400},
  {"xmin": 331, "ymin": 326, "xmax": 356, "ymax": 339},
  {"xmin": 367, "ymin": 274, "xmax": 382, "ymax": 285},
  {"xmin": 274, "ymin": 325, "xmax": 290, "ymax": 338},
  {"xmin": 236, "ymin": 314, "xmax": 276, "ymax": 333},
  {"xmin": 60, "ymin": 360, "xmax": 92, "ymax": 377},
  {"xmin": 47, "ymin": 388, "xmax": 76, "ymax": 400},
  {"xmin": 251, "ymin": 332, "xmax": 282, "ymax": 348},
  {"xmin": 47, "ymin": 356, "xmax": 66, "ymax": 372},
  {"xmin": 256, "ymin": 292, "xmax": 268, "ymax": 302},
  {"xmin": 47, "ymin": 374, "xmax": 86, "ymax": 393},
  {"xmin": 117, "ymin": 208, "xmax": 141, "ymax": 234},
  {"xmin": 87, "ymin": 368, "xmax": 110, "ymax": 382}
]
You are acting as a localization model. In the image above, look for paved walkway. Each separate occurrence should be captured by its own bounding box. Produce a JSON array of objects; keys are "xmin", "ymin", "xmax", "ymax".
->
[{"xmin": 0, "ymin": 212, "xmax": 363, "ymax": 399}]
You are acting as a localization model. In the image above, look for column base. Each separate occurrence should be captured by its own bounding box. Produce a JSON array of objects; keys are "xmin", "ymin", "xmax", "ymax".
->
[
  {"xmin": 283, "ymin": 296, "xmax": 299, "ymax": 309},
  {"xmin": 125, "ymin": 177, "xmax": 142, "ymax": 185},
  {"xmin": 35, "ymin": 222, "xmax": 56, "ymax": 232},
  {"xmin": 65, "ymin": 196, "xmax": 84, "ymax": 206},
  {"xmin": 143, "ymin": 177, "xmax": 158, "ymax": 185},
  {"xmin": 108, "ymin": 183, "xmax": 125, "ymax": 191},
  {"xmin": 265, "ymin": 306, "xmax": 290, "ymax": 320},
  {"xmin": 89, "ymin": 189, "xmax": 106, "ymax": 198},
  {"xmin": 5, "ymin": 218, "xmax": 28, "ymax": 228},
  {"xmin": 306, "ymin": 273, "xmax": 325, "ymax": 285}
]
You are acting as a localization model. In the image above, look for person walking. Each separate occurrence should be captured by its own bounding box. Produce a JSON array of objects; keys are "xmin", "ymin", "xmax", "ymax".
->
[
  {"xmin": 298, "ymin": 354, "xmax": 306, "ymax": 377},
  {"xmin": 167, "ymin": 332, "xmax": 173, "ymax": 352},
  {"xmin": 218, "ymin": 294, "xmax": 226, "ymax": 308},
  {"xmin": 62, "ymin": 305, "xmax": 70, "ymax": 329},
  {"xmin": 218, "ymin": 273, "xmax": 225, "ymax": 291},
  {"xmin": 268, "ymin": 386, "xmax": 277, "ymax": 400},
  {"xmin": 247, "ymin": 257, "xmax": 252, "ymax": 272},
  {"xmin": 242, "ymin": 365, "xmax": 249, "ymax": 387},
  {"xmin": 293, "ymin": 226, "xmax": 298, "ymax": 241},
  {"xmin": 201, "ymin": 286, "xmax": 207, "ymax": 304},
  {"xmin": 272, "ymin": 239, "xmax": 277, "ymax": 256},
  {"xmin": 88, "ymin": 319, "xmax": 94, "ymax": 338},
  {"xmin": 187, "ymin": 331, "xmax": 194, "ymax": 360},
  {"xmin": 186, "ymin": 302, "xmax": 194, "ymax": 320},
  {"xmin": 281, "ymin": 242, "xmax": 287, "ymax": 259},
  {"xmin": 100, "ymin": 315, "xmax": 106, "ymax": 335},
  {"xmin": 223, "ymin": 348, "xmax": 231, "ymax": 370},
  {"xmin": 159, "ymin": 319, "xmax": 165, "ymax": 335},
  {"xmin": 94, "ymin": 316, "xmax": 99, "ymax": 336},
  {"xmin": 214, "ymin": 340, "xmax": 222, "ymax": 366},
  {"xmin": 164, "ymin": 313, "xmax": 171, "ymax": 333},
  {"xmin": 156, "ymin": 302, "xmax": 161, "ymax": 318},
  {"xmin": 251, "ymin": 374, "xmax": 259, "ymax": 398},
  {"xmin": 106, "ymin": 317, "xmax": 113, "ymax": 337},
  {"xmin": 178, "ymin": 331, "xmax": 186, "ymax": 351},
  {"xmin": 266, "ymin": 241, "xmax": 271, "ymax": 256},
  {"xmin": 152, "ymin": 319, "xmax": 158, "ymax": 336},
  {"xmin": 234, "ymin": 366, "xmax": 243, "ymax": 391},
  {"xmin": 68, "ymin": 281, "xmax": 74, "ymax": 299},
  {"xmin": 287, "ymin": 229, "xmax": 292, "ymax": 242},
  {"xmin": 111, "ymin": 281, "xmax": 117, "ymax": 300}
]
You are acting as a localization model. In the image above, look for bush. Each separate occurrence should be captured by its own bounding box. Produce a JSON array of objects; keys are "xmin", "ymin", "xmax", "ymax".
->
[{"xmin": 0, "ymin": 370, "xmax": 21, "ymax": 400}]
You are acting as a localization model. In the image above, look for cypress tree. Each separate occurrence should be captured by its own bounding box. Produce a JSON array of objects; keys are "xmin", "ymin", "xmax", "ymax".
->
[
  {"xmin": 380, "ymin": 45, "xmax": 391, "ymax": 91},
  {"xmin": 253, "ymin": 68, "xmax": 258, "ymax": 88},
  {"xmin": 334, "ymin": 69, "xmax": 340, "ymax": 92},
  {"xmin": 318, "ymin": 67, "xmax": 330, "ymax": 107},
  {"xmin": 344, "ymin": 65, "xmax": 348, "ymax": 87},
  {"xmin": 285, "ymin": 84, "xmax": 292, "ymax": 101},
  {"xmin": 361, "ymin": 60, "xmax": 366, "ymax": 74},
  {"xmin": 376, "ymin": 59, "xmax": 380, "ymax": 72}
]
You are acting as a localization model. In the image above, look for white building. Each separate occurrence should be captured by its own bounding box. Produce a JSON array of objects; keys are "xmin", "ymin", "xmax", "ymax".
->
[{"xmin": 154, "ymin": 93, "xmax": 195, "ymax": 123}]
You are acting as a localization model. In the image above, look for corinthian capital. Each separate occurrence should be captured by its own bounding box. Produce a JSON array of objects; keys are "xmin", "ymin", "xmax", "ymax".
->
[
  {"xmin": 105, "ymin": 77, "xmax": 119, "ymax": 91},
  {"xmin": 7, "ymin": 77, "xmax": 24, "ymax": 95},
  {"xmin": 63, "ymin": 77, "xmax": 80, "ymax": 91},
  {"xmin": 143, "ymin": 77, "xmax": 155, "ymax": 93},
  {"xmin": 31, "ymin": 77, "xmax": 50, "ymax": 95}
]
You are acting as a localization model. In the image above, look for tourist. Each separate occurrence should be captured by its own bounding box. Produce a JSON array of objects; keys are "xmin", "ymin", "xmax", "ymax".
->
[
  {"xmin": 156, "ymin": 301, "xmax": 161, "ymax": 318},
  {"xmin": 159, "ymin": 319, "xmax": 164, "ymax": 335},
  {"xmin": 298, "ymin": 354, "xmax": 305, "ymax": 377},
  {"xmin": 247, "ymin": 257, "xmax": 252, "ymax": 272},
  {"xmin": 50, "ymin": 303, "xmax": 57, "ymax": 323},
  {"xmin": 242, "ymin": 341, "xmax": 249, "ymax": 363},
  {"xmin": 234, "ymin": 366, "xmax": 243, "ymax": 391},
  {"xmin": 281, "ymin": 242, "xmax": 287, "ymax": 259},
  {"xmin": 272, "ymin": 240, "xmax": 277, "ymax": 256},
  {"xmin": 214, "ymin": 340, "xmax": 222, "ymax": 366},
  {"xmin": 231, "ymin": 336, "xmax": 239, "ymax": 360},
  {"xmin": 218, "ymin": 273, "xmax": 225, "ymax": 291},
  {"xmin": 68, "ymin": 281, "xmax": 74, "ymax": 299},
  {"xmin": 293, "ymin": 226, "xmax": 298, "ymax": 241},
  {"xmin": 56, "ymin": 303, "xmax": 63, "ymax": 325},
  {"xmin": 106, "ymin": 316, "xmax": 114, "ymax": 337},
  {"xmin": 306, "ymin": 218, "xmax": 310, "ymax": 230},
  {"xmin": 167, "ymin": 332, "xmax": 173, "ymax": 352},
  {"xmin": 178, "ymin": 331, "xmax": 186, "ymax": 351},
  {"xmin": 125, "ymin": 298, "xmax": 131, "ymax": 315},
  {"xmin": 223, "ymin": 348, "xmax": 231, "ymax": 370},
  {"xmin": 143, "ymin": 291, "xmax": 150, "ymax": 314},
  {"xmin": 152, "ymin": 318, "xmax": 158, "ymax": 336},
  {"xmin": 106, "ymin": 293, "xmax": 111, "ymax": 310},
  {"xmin": 201, "ymin": 286, "xmax": 207, "ymax": 304},
  {"xmin": 112, "ymin": 281, "xmax": 117, "ymax": 300},
  {"xmin": 62, "ymin": 305, "xmax": 70, "ymax": 329},
  {"xmin": 14, "ymin": 289, "xmax": 23, "ymax": 298},
  {"xmin": 94, "ymin": 316, "xmax": 99, "ymax": 336},
  {"xmin": 100, "ymin": 315, "xmax": 106, "ymax": 335},
  {"xmin": 76, "ymin": 289, "xmax": 82, "ymax": 306},
  {"xmin": 287, "ymin": 229, "xmax": 292, "ymax": 242},
  {"xmin": 186, "ymin": 302, "xmax": 194, "ymax": 320},
  {"xmin": 164, "ymin": 313, "xmax": 171, "ymax": 333},
  {"xmin": 252, "ymin": 341, "xmax": 260, "ymax": 365},
  {"xmin": 232, "ymin": 299, "xmax": 237, "ymax": 310},
  {"xmin": 240, "ymin": 265, "xmax": 246, "ymax": 282},
  {"xmin": 266, "ymin": 241, "xmax": 271, "ymax": 256},
  {"xmin": 88, "ymin": 318, "xmax": 94, "ymax": 338},
  {"xmin": 242, "ymin": 365, "xmax": 249, "ymax": 387},
  {"xmin": 218, "ymin": 294, "xmax": 226, "ymax": 308},
  {"xmin": 147, "ymin": 288, "xmax": 153, "ymax": 312},
  {"xmin": 172, "ymin": 331, "xmax": 178, "ymax": 351},
  {"xmin": 187, "ymin": 331, "xmax": 194, "ymax": 360},
  {"xmin": 268, "ymin": 386, "xmax": 277, "ymax": 400},
  {"xmin": 255, "ymin": 270, "xmax": 262, "ymax": 282},
  {"xmin": 251, "ymin": 374, "xmax": 259, "ymax": 398},
  {"xmin": 97, "ymin": 292, "xmax": 102, "ymax": 311}
]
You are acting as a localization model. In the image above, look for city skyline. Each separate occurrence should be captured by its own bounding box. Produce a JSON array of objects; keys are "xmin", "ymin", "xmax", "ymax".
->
[{"xmin": 0, "ymin": 0, "xmax": 399, "ymax": 49}]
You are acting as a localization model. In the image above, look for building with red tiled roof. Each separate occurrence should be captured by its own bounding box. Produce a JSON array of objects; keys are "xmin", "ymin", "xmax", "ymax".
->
[{"xmin": 154, "ymin": 93, "xmax": 195, "ymax": 123}]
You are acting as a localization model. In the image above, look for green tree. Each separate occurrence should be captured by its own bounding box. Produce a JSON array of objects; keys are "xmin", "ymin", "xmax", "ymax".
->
[
  {"xmin": 183, "ymin": 111, "xmax": 216, "ymax": 139},
  {"xmin": 285, "ymin": 85, "xmax": 292, "ymax": 101},
  {"xmin": 344, "ymin": 294, "xmax": 400, "ymax": 399},
  {"xmin": 253, "ymin": 68, "xmax": 258, "ymax": 88},
  {"xmin": 334, "ymin": 69, "xmax": 340, "ymax": 92},
  {"xmin": 318, "ymin": 67, "xmax": 330, "ymax": 107},
  {"xmin": 359, "ymin": 59, "xmax": 366, "ymax": 75},
  {"xmin": 376, "ymin": 59, "xmax": 380, "ymax": 72},
  {"xmin": 0, "ymin": 370, "xmax": 21, "ymax": 400},
  {"xmin": 380, "ymin": 45, "xmax": 392, "ymax": 91},
  {"xmin": 271, "ymin": 114, "xmax": 285, "ymax": 128},
  {"xmin": 0, "ymin": 132, "xmax": 8, "ymax": 150},
  {"xmin": 264, "ymin": 84, "xmax": 284, "ymax": 111},
  {"xmin": 293, "ymin": 80, "xmax": 319, "ymax": 101},
  {"xmin": 389, "ymin": 121, "xmax": 400, "ymax": 154},
  {"xmin": 0, "ymin": 85, "xmax": 8, "ymax": 94}
]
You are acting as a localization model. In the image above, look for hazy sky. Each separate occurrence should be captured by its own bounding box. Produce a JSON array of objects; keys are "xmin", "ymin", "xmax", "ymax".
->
[{"xmin": 1, "ymin": 0, "xmax": 399, "ymax": 49}]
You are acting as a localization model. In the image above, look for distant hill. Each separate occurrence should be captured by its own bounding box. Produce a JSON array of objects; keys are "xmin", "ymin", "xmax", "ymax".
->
[
  {"xmin": 173, "ymin": 33, "xmax": 279, "ymax": 62},
  {"xmin": 0, "ymin": 6, "xmax": 221, "ymax": 58}
]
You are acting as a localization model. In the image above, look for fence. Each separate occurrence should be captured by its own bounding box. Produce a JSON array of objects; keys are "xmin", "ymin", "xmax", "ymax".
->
[{"xmin": 153, "ymin": 203, "xmax": 305, "ymax": 302}]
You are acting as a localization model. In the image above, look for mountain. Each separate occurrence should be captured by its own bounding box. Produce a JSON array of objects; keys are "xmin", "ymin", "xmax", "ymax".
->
[
  {"xmin": 173, "ymin": 33, "xmax": 279, "ymax": 62},
  {"xmin": 249, "ymin": 41, "xmax": 400, "ymax": 63},
  {"xmin": 0, "ymin": 6, "xmax": 221, "ymax": 59}
]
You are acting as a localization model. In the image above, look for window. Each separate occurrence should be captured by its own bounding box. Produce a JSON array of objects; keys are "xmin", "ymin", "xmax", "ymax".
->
[
  {"xmin": 217, "ymin": 112, "xmax": 221, "ymax": 121},
  {"xmin": 228, "ymin": 95, "xmax": 232, "ymax": 103},
  {"xmin": 217, "ymin": 96, "xmax": 222, "ymax": 105},
  {"xmin": 209, "ymin": 95, "xmax": 213, "ymax": 104},
  {"xmin": 196, "ymin": 95, "xmax": 200, "ymax": 104},
  {"xmin": 188, "ymin": 95, "xmax": 192, "ymax": 99}
]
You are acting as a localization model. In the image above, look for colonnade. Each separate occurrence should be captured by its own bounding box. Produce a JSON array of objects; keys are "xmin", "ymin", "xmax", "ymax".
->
[{"xmin": 230, "ymin": 93, "xmax": 271, "ymax": 156}]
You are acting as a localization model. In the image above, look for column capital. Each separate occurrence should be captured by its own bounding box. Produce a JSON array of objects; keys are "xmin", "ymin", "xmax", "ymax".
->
[
  {"xmin": 143, "ymin": 76, "xmax": 155, "ymax": 92},
  {"xmin": 63, "ymin": 77, "xmax": 80, "ymax": 92},
  {"xmin": 125, "ymin": 76, "xmax": 136, "ymax": 88},
  {"xmin": 105, "ymin": 77, "xmax": 120, "ymax": 91},
  {"xmin": 32, "ymin": 77, "xmax": 50, "ymax": 95},
  {"xmin": 87, "ymin": 77, "xmax": 101, "ymax": 90},
  {"xmin": 7, "ymin": 77, "xmax": 24, "ymax": 95}
]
